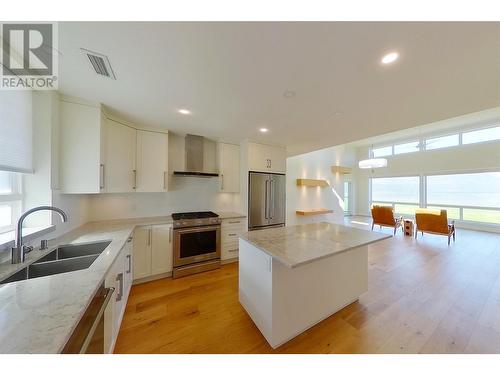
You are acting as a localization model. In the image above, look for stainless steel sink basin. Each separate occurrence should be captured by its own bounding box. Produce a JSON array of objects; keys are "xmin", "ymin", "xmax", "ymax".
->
[
  {"xmin": 0, "ymin": 240, "xmax": 111, "ymax": 285},
  {"xmin": 35, "ymin": 240, "xmax": 111, "ymax": 263}
]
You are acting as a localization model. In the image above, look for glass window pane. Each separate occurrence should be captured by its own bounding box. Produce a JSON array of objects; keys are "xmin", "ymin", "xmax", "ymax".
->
[
  {"xmin": 462, "ymin": 126, "xmax": 500, "ymax": 145},
  {"xmin": 394, "ymin": 204, "xmax": 419, "ymax": 215},
  {"xmin": 463, "ymin": 209, "xmax": 500, "ymax": 224},
  {"xmin": 425, "ymin": 134, "xmax": 459, "ymax": 150},
  {"xmin": 394, "ymin": 141, "xmax": 420, "ymax": 155},
  {"xmin": 372, "ymin": 146, "xmax": 392, "ymax": 157},
  {"xmin": 427, "ymin": 206, "xmax": 461, "ymax": 220},
  {"xmin": 427, "ymin": 172, "xmax": 500, "ymax": 208},
  {"xmin": 0, "ymin": 204, "xmax": 12, "ymax": 227},
  {"xmin": 371, "ymin": 176, "xmax": 420, "ymax": 203},
  {"xmin": 0, "ymin": 171, "xmax": 12, "ymax": 194}
]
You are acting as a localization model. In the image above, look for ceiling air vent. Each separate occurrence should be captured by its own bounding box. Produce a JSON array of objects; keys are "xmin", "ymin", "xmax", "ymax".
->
[{"xmin": 81, "ymin": 48, "xmax": 116, "ymax": 80}]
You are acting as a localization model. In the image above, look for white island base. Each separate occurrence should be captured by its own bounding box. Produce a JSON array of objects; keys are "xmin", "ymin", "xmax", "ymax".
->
[{"xmin": 239, "ymin": 238, "xmax": 368, "ymax": 349}]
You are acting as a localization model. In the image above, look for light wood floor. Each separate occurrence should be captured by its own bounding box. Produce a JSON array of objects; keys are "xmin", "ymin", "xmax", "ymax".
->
[{"xmin": 114, "ymin": 220, "xmax": 500, "ymax": 354}]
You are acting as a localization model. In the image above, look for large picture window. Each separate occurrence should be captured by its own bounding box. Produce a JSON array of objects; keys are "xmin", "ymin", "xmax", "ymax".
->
[
  {"xmin": 426, "ymin": 172, "xmax": 500, "ymax": 208},
  {"xmin": 371, "ymin": 176, "xmax": 420, "ymax": 216},
  {"xmin": 371, "ymin": 176, "xmax": 420, "ymax": 204},
  {"xmin": 426, "ymin": 172, "xmax": 500, "ymax": 224}
]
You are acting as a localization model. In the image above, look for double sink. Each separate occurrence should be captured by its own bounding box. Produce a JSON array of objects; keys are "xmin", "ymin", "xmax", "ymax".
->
[{"xmin": 0, "ymin": 240, "xmax": 112, "ymax": 285}]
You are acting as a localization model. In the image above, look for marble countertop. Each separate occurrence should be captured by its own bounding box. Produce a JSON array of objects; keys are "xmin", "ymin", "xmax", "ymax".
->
[
  {"xmin": 239, "ymin": 222, "xmax": 391, "ymax": 268},
  {"xmin": 0, "ymin": 211, "xmax": 245, "ymax": 354}
]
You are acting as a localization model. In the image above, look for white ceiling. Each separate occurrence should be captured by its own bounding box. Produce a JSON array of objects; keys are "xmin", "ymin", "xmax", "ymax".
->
[{"xmin": 58, "ymin": 22, "xmax": 500, "ymax": 156}]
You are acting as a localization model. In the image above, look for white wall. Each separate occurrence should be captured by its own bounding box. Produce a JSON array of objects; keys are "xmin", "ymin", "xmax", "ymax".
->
[{"xmin": 286, "ymin": 144, "xmax": 357, "ymax": 226}]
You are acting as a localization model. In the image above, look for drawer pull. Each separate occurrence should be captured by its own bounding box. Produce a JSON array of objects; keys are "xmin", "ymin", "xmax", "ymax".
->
[
  {"xmin": 228, "ymin": 249, "xmax": 238, "ymax": 253},
  {"xmin": 228, "ymin": 233, "xmax": 237, "ymax": 237},
  {"xmin": 228, "ymin": 220, "xmax": 241, "ymax": 224}
]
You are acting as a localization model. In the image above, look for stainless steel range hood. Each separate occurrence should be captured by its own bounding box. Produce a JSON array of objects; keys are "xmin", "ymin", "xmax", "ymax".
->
[{"xmin": 173, "ymin": 134, "xmax": 219, "ymax": 177}]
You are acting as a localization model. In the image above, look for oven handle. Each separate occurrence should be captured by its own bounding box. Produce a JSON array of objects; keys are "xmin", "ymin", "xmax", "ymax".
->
[{"xmin": 174, "ymin": 225, "xmax": 221, "ymax": 234}]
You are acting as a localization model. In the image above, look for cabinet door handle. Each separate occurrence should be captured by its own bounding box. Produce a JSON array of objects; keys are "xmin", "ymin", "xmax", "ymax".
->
[
  {"xmin": 228, "ymin": 220, "xmax": 240, "ymax": 224},
  {"xmin": 228, "ymin": 233, "xmax": 237, "ymax": 237},
  {"xmin": 126, "ymin": 254, "xmax": 131, "ymax": 274},
  {"xmin": 169, "ymin": 226, "xmax": 172, "ymax": 243},
  {"xmin": 133, "ymin": 170, "xmax": 137, "ymax": 190},
  {"xmin": 163, "ymin": 171, "xmax": 167, "ymax": 190},
  {"xmin": 116, "ymin": 273, "xmax": 123, "ymax": 302},
  {"xmin": 220, "ymin": 174, "xmax": 224, "ymax": 190},
  {"xmin": 99, "ymin": 164, "xmax": 105, "ymax": 189},
  {"xmin": 148, "ymin": 228, "xmax": 152, "ymax": 246}
]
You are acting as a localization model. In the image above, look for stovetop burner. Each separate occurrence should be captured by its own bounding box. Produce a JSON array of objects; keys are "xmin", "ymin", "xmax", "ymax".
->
[{"xmin": 172, "ymin": 211, "xmax": 219, "ymax": 221}]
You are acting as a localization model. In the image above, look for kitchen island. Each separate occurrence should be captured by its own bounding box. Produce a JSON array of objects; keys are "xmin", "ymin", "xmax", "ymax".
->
[{"xmin": 238, "ymin": 222, "xmax": 391, "ymax": 348}]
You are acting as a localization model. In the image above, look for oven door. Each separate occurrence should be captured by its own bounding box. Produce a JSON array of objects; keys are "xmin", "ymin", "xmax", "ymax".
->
[{"xmin": 173, "ymin": 225, "xmax": 221, "ymax": 267}]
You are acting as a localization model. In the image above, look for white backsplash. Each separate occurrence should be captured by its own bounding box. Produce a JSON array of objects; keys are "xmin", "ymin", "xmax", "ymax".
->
[{"xmin": 88, "ymin": 175, "xmax": 242, "ymax": 221}]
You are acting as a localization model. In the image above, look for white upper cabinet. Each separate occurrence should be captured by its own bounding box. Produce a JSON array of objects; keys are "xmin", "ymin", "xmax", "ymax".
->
[
  {"xmin": 104, "ymin": 119, "xmax": 137, "ymax": 193},
  {"xmin": 217, "ymin": 143, "xmax": 240, "ymax": 193},
  {"xmin": 248, "ymin": 142, "xmax": 286, "ymax": 173},
  {"xmin": 136, "ymin": 130, "xmax": 169, "ymax": 192},
  {"xmin": 60, "ymin": 99, "xmax": 105, "ymax": 193},
  {"xmin": 59, "ymin": 96, "xmax": 169, "ymax": 194}
]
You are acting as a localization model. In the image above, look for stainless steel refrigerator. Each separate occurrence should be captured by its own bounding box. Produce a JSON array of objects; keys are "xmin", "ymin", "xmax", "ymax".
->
[{"xmin": 248, "ymin": 172, "xmax": 286, "ymax": 230}]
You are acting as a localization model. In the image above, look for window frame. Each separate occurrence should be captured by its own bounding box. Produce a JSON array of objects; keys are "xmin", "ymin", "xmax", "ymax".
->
[
  {"xmin": 369, "ymin": 169, "xmax": 500, "ymax": 226},
  {"xmin": 461, "ymin": 125, "xmax": 500, "ymax": 146},
  {"xmin": 368, "ymin": 124, "xmax": 500, "ymax": 158},
  {"xmin": 393, "ymin": 140, "xmax": 420, "ymax": 155},
  {"xmin": 424, "ymin": 170, "xmax": 500, "ymax": 225},
  {"xmin": 424, "ymin": 133, "xmax": 460, "ymax": 151},
  {"xmin": 0, "ymin": 172, "xmax": 23, "ymax": 234}
]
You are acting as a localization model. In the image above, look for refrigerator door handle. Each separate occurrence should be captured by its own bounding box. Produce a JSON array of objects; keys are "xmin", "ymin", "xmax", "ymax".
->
[
  {"xmin": 269, "ymin": 179, "xmax": 274, "ymax": 219},
  {"xmin": 272, "ymin": 178, "xmax": 276, "ymax": 219},
  {"xmin": 264, "ymin": 179, "xmax": 269, "ymax": 219}
]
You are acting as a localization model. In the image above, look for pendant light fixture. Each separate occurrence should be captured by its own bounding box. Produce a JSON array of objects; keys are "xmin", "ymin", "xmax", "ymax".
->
[
  {"xmin": 358, "ymin": 158, "xmax": 388, "ymax": 169},
  {"xmin": 358, "ymin": 144, "xmax": 388, "ymax": 170}
]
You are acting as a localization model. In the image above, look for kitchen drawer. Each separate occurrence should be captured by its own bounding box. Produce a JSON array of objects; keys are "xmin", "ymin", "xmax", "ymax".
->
[
  {"xmin": 222, "ymin": 231, "xmax": 240, "ymax": 243},
  {"xmin": 221, "ymin": 245, "xmax": 239, "ymax": 260},
  {"xmin": 222, "ymin": 218, "xmax": 245, "ymax": 226}
]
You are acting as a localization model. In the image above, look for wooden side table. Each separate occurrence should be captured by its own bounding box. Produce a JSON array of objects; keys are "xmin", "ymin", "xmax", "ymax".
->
[{"xmin": 404, "ymin": 219, "xmax": 414, "ymax": 237}]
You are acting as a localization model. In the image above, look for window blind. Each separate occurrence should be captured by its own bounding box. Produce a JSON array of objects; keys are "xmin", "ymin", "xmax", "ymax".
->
[{"xmin": 0, "ymin": 90, "xmax": 33, "ymax": 173}]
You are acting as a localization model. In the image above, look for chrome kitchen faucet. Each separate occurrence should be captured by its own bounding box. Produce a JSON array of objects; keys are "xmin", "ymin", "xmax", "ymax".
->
[{"xmin": 11, "ymin": 206, "xmax": 68, "ymax": 264}]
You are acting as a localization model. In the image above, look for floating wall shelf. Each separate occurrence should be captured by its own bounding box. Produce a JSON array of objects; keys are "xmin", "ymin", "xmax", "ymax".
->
[
  {"xmin": 296, "ymin": 209, "xmax": 334, "ymax": 216},
  {"xmin": 330, "ymin": 166, "xmax": 352, "ymax": 174},
  {"xmin": 296, "ymin": 178, "xmax": 330, "ymax": 187}
]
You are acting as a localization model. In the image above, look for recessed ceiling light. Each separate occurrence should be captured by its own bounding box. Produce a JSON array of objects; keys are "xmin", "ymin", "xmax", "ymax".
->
[
  {"xmin": 260, "ymin": 128, "xmax": 269, "ymax": 133},
  {"xmin": 381, "ymin": 52, "xmax": 399, "ymax": 64},
  {"xmin": 333, "ymin": 111, "xmax": 343, "ymax": 116},
  {"xmin": 283, "ymin": 90, "xmax": 296, "ymax": 98},
  {"xmin": 178, "ymin": 109, "xmax": 191, "ymax": 115}
]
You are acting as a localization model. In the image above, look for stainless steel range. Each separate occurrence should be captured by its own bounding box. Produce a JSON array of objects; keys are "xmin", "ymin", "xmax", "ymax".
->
[{"xmin": 172, "ymin": 211, "xmax": 221, "ymax": 278}]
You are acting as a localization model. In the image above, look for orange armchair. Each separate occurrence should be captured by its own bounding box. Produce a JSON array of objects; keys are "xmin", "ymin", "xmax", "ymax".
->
[
  {"xmin": 415, "ymin": 209, "xmax": 455, "ymax": 245},
  {"xmin": 371, "ymin": 205, "xmax": 403, "ymax": 236}
]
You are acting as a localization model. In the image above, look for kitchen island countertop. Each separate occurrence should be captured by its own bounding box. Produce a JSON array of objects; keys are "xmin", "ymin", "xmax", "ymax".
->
[{"xmin": 239, "ymin": 221, "xmax": 391, "ymax": 268}]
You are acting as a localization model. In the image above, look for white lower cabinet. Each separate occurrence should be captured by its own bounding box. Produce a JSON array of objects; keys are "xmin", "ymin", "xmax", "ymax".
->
[
  {"xmin": 133, "ymin": 224, "xmax": 173, "ymax": 282},
  {"xmin": 104, "ymin": 235, "xmax": 133, "ymax": 354},
  {"xmin": 221, "ymin": 218, "xmax": 247, "ymax": 261}
]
